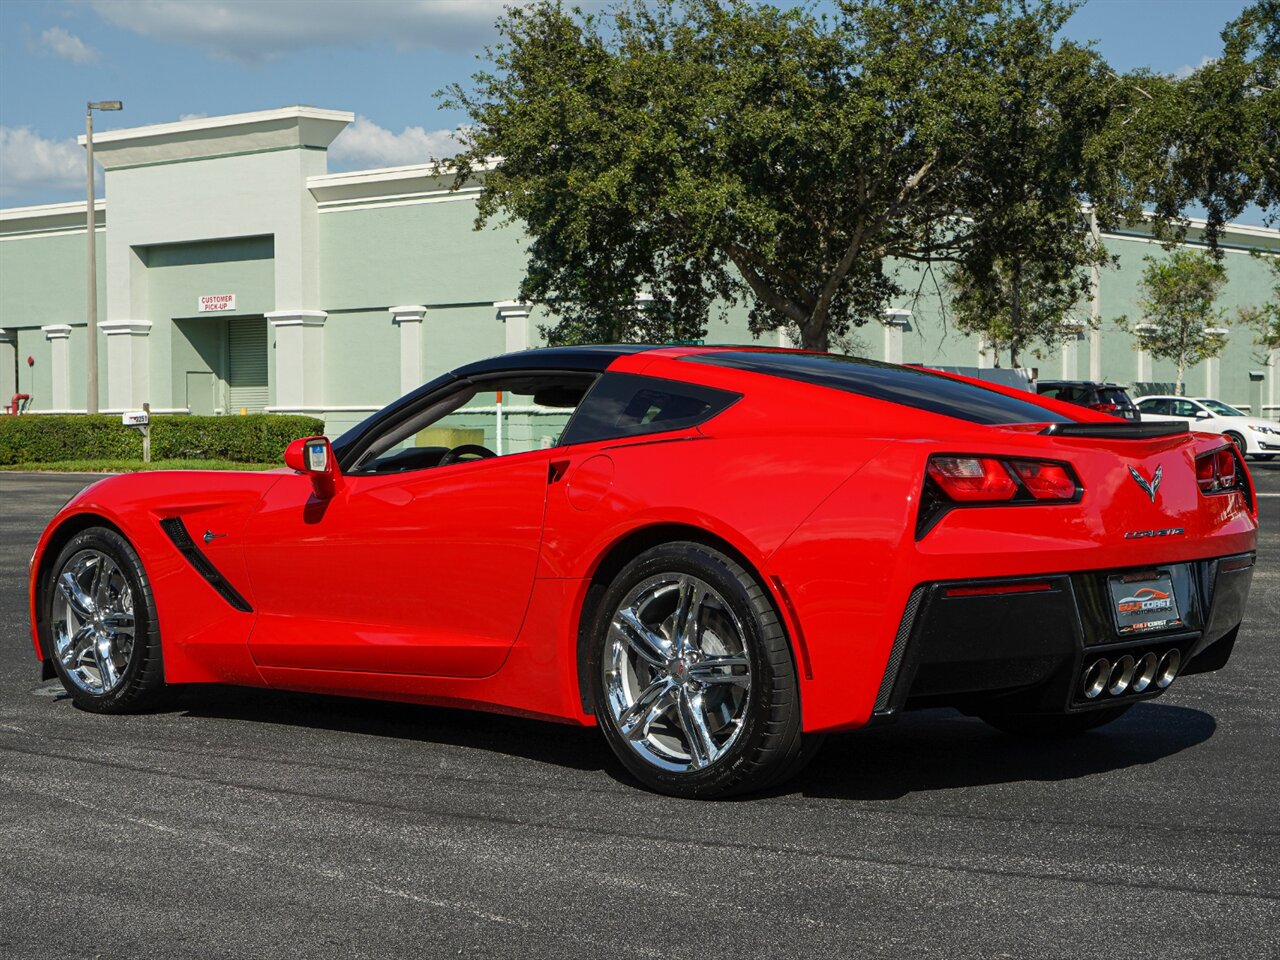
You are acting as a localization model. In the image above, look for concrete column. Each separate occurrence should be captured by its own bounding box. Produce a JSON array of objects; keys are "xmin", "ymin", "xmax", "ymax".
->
[
  {"xmin": 1134, "ymin": 325, "xmax": 1157, "ymax": 385},
  {"xmin": 1203, "ymin": 328, "xmax": 1229, "ymax": 399},
  {"xmin": 0, "ymin": 329, "xmax": 16, "ymax": 406},
  {"xmin": 882, "ymin": 309, "xmax": 912, "ymax": 365},
  {"xmin": 977, "ymin": 335, "xmax": 994, "ymax": 369},
  {"xmin": 390, "ymin": 305, "xmax": 427, "ymax": 395},
  {"xmin": 495, "ymin": 300, "xmax": 531, "ymax": 353},
  {"xmin": 99, "ymin": 320, "xmax": 152, "ymax": 411},
  {"xmin": 776, "ymin": 327, "xmax": 795, "ymax": 349},
  {"xmin": 1089, "ymin": 207, "xmax": 1102, "ymax": 381},
  {"xmin": 1061, "ymin": 336, "xmax": 1078, "ymax": 379},
  {"xmin": 1135, "ymin": 347, "xmax": 1151, "ymax": 383},
  {"xmin": 1204, "ymin": 355, "xmax": 1219, "ymax": 398},
  {"xmin": 42, "ymin": 324, "xmax": 72, "ymax": 411},
  {"xmin": 1061, "ymin": 321, "xmax": 1086, "ymax": 380},
  {"xmin": 267, "ymin": 310, "xmax": 327, "ymax": 410},
  {"xmin": 1269, "ymin": 348, "xmax": 1279, "ymax": 421}
]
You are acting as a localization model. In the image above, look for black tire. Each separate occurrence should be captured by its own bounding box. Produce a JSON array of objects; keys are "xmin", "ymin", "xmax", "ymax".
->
[
  {"xmin": 1225, "ymin": 431, "xmax": 1247, "ymax": 458},
  {"xmin": 43, "ymin": 526, "xmax": 165, "ymax": 713},
  {"xmin": 979, "ymin": 704, "xmax": 1132, "ymax": 738},
  {"xmin": 588, "ymin": 541, "xmax": 807, "ymax": 798}
]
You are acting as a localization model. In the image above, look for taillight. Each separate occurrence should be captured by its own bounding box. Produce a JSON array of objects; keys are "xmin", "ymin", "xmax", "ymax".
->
[
  {"xmin": 1089, "ymin": 402, "xmax": 1120, "ymax": 416},
  {"xmin": 1006, "ymin": 459, "xmax": 1079, "ymax": 500},
  {"xmin": 1196, "ymin": 445, "xmax": 1241, "ymax": 495},
  {"xmin": 918, "ymin": 454, "xmax": 1082, "ymax": 537},
  {"xmin": 926, "ymin": 457, "xmax": 1017, "ymax": 501}
]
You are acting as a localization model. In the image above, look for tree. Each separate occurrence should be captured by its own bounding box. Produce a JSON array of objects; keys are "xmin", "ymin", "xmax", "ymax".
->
[
  {"xmin": 946, "ymin": 252, "xmax": 1093, "ymax": 368},
  {"xmin": 1128, "ymin": 251, "xmax": 1229, "ymax": 395},
  {"xmin": 1237, "ymin": 252, "xmax": 1280, "ymax": 356},
  {"xmin": 938, "ymin": 0, "xmax": 1132, "ymax": 369},
  {"xmin": 1121, "ymin": 1, "xmax": 1279, "ymax": 249},
  {"xmin": 443, "ymin": 0, "xmax": 1138, "ymax": 351}
]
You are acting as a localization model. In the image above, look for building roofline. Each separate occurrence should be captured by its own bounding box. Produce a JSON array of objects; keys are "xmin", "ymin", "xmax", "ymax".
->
[
  {"xmin": 76, "ymin": 105, "xmax": 354, "ymax": 146},
  {"xmin": 0, "ymin": 199, "xmax": 106, "ymax": 221}
]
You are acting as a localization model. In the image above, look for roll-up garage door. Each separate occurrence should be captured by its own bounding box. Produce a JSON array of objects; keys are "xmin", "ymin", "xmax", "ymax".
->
[{"xmin": 227, "ymin": 317, "xmax": 268, "ymax": 414}]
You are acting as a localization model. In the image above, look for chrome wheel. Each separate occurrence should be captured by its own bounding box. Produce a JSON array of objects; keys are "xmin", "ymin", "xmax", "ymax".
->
[
  {"xmin": 603, "ymin": 573, "xmax": 752, "ymax": 773},
  {"xmin": 51, "ymin": 548, "xmax": 136, "ymax": 695}
]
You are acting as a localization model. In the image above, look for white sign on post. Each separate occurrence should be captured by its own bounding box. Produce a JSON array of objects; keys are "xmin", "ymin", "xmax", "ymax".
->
[
  {"xmin": 198, "ymin": 294, "xmax": 236, "ymax": 313},
  {"xmin": 121, "ymin": 411, "xmax": 150, "ymax": 426}
]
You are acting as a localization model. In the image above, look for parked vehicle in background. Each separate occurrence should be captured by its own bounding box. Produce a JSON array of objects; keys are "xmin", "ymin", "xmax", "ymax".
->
[
  {"xmin": 1135, "ymin": 396, "xmax": 1279, "ymax": 460},
  {"xmin": 1036, "ymin": 381, "xmax": 1141, "ymax": 421}
]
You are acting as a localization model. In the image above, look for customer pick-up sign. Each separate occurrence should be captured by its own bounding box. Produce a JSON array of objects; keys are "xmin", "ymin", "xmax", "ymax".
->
[{"xmin": 198, "ymin": 294, "xmax": 236, "ymax": 313}]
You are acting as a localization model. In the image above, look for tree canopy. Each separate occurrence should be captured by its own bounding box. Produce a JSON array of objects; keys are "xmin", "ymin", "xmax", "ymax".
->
[
  {"xmin": 443, "ymin": 0, "xmax": 1275, "ymax": 353},
  {"xmin": 1237, "ymin": 253, "xmax": 1280, "ymax": 356}
]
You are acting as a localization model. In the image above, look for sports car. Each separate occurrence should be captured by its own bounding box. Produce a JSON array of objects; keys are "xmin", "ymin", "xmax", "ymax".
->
[{"xmin": 28, "ymin": 345, "xmax": 1257, "ymax": 797}]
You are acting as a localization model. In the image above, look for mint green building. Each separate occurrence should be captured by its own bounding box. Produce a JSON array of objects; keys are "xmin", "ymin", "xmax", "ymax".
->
[{"xmin": 1, "ymin": 105, "xmax": 1277, "ymax": 437}]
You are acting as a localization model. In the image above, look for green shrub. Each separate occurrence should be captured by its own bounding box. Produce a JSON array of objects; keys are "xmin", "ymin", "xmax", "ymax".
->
[{"xmin": 0, "ymin": 414, "xmax": 325, "ymax": 466}]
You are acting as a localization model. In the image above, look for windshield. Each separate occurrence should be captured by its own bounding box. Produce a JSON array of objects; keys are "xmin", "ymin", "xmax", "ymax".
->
[{"xmin": 1200, "ymin": 399, "xmax": 1244, "ymax": 417}]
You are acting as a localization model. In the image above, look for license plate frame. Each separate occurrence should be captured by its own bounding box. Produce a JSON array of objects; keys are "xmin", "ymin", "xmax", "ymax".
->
[{"xmin": 1108, "ymin": 570, "xmax": 1183, "ymax": 636}]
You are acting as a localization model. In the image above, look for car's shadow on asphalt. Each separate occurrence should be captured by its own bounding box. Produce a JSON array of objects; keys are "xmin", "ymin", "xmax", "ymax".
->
[
  {"xmin": 790, "ymin": 703, "xmax": 1216, "ymax": 801},
  {"xmin": 160, "ymin": 685, "xmax": 1215, "ymax": 799},
  {"xmin": 166, "ymin": 684, "xmax": 614, "ymax": 773}
]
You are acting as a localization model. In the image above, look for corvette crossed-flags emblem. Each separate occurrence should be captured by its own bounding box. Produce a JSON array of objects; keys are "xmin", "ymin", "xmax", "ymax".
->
[{"xmin": 1128, "ymin": 464, "xmax": 1163, "ymax": 503}]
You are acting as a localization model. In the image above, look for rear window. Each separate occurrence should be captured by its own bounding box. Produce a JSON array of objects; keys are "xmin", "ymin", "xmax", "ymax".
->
[
  {"xmin": 1097, "ymin": 388, "xmax": 1134, "ymax": 408},
  {"xmin": 561, "ymin": 373, "xmax": 740, "ymax": 445},
  {"xmin": 686, "ymin": 352, "xmax": 1069, "ymax": 425}
]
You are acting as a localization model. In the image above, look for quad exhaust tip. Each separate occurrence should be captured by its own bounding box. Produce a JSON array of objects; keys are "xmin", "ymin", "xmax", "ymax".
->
[
  {"xmin": 1082, "ymin": 659, "xmax": 1110, "ymax": 699},
  {"xmin": 1132, "ymin": 652, "xmax": 1159, "ymax": 693},
  {"xmin": 1107, "ymin": 656, "xmax": 1137, "ymax": 697},
  {"xmin": 1082, "ymin": 649, "xmax": 1178, "ymax": 700}
]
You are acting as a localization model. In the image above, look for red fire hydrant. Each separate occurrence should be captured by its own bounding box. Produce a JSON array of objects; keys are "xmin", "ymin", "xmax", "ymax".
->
[{"xmin": 7, "ymin": 393, "xmax": 30, "ymax": 415}]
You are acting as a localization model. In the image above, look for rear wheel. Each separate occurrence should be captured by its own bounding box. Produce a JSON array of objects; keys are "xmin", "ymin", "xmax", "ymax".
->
[
  {"xmin": 979, "ymin": 705, "xmax": 1131, "ymax": 738},
  {"xmin": 589, "ymin": 542, "xmax": 811, "ymax": 798},
  {"xmin": 44, "ymin": 527, "xmax": 165, "ymax": 713}
]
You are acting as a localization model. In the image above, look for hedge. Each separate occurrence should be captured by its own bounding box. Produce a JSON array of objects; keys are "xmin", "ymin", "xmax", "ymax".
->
[{"xmin": 0, "ymin": 414, "xmax": 325, "ymax": 466}]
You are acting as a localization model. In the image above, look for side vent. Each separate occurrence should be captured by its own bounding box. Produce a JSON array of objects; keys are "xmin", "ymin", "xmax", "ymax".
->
[{"xmin": 158, "ymin": 517, "xmax": 253, "ymax": 613}]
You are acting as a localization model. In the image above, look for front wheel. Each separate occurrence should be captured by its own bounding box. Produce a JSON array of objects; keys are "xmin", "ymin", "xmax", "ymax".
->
[
  {"xmin": 1225, "ymin": 431, "xmax": 1247, "ymax": 458},
  {"xmin": 588, "ymin": 542, "xmax": 810, "ymax": 798},
  {"xmin": 979, "ymin": 705, "xmax": 1132, "ymax": 738},
  {"xmin": 44, "ymin": 526, "xmax": 165, "ymax": 713}
]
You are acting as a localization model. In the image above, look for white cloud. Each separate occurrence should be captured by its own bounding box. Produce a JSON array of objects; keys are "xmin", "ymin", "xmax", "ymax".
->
[
  {"xmin": 39, "ymin": 26, "xmax": 101, "ymax": 64},
  {"xmin": 328, "ymin": 115, "xmax": 463, "ymax": 170},
  {"xmin": 0, "ymin": 127, "xmax": 86, "ymax": 201},
  {"xmin": 88, "ymin": 0, "xmax": 528, "ymax": 64},
  {"xmin": 1174, "ymin": 56, "xmax": 1215, "ymax": 79}
]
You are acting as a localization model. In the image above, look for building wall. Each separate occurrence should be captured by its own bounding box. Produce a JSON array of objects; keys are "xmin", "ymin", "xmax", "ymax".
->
[{"xmin": 1, "ymin": 106, "xmax": 1276, "ymax": 436}]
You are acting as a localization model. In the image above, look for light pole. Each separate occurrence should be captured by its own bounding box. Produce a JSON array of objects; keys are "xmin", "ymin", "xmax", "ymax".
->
[{"xmin": 86, "ymin": 100, "xmax": 121, "ymax": 415}]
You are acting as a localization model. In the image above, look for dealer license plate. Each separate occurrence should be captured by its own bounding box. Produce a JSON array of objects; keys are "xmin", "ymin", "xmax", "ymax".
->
[{"xmin": 1108, "ymin": 571, "xmax": 1183, "ymax": 635}]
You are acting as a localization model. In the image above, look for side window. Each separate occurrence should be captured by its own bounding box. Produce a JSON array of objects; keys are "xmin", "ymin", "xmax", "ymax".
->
[
  {"xmin": 350, "ymin": 374, "xmax": 596, "ymax": 475},
  {"xmin": 1171, "ymin": 400, "xmax": 1198, "ymax": 418},
  {"xmin": 1140, "ymin": 399, "xmax": 1167, "ymax": 415},
  {"xmin": 561, "ymin": 373, "xmax": 740, "ymax": 446},
  {"xmin": 1038, "ymin": 386, "xmax": 1062, "ymax": 400}
]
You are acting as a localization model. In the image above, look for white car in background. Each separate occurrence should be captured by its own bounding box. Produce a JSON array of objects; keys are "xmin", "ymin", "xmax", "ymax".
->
[{"xmin": 1135, "ymin": 396, "xmax": 1280, "ymax": 460}]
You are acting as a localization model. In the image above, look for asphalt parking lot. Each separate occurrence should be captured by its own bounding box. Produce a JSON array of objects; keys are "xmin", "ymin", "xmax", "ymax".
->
[{"xmin": 2, "ymin": 465, "xmax": 1278, "ymax": 959}]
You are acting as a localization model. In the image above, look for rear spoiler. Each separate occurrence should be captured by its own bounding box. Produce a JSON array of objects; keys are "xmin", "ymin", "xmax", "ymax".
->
[{"xmin": 1039, "ymin": 421, "xmax": 1189, "ymax": 439}]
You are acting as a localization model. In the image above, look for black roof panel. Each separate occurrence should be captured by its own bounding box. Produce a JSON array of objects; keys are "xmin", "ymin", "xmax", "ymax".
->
[
  {"xmin": 453, "ymin": 344, "xmax": 662, "ymax": 378},
  {"xmin": 686, "ymin": 351, "xmax": 1071, "ymax": 425}
]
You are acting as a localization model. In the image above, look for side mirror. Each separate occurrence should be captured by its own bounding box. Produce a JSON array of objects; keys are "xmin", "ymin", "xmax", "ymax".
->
[
  {"xmin": 284, "ymin": 436, "xmax": 341, "ymax": 499},
  {"xmin": 1195, "ymin": 410, "xmax": 1211, "ymax": 420}
]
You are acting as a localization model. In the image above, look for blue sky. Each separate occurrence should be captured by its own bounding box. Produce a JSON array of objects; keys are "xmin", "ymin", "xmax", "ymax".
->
[{"xmin": 0, "ymin": 0, "xmax": 1262, "ymax": 217}]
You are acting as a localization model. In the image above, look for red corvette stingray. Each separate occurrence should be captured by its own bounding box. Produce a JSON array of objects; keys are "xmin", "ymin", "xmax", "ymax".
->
[{"xmin": 28, "ymin": 346, "xmax": 1257, "ymax": 797}]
